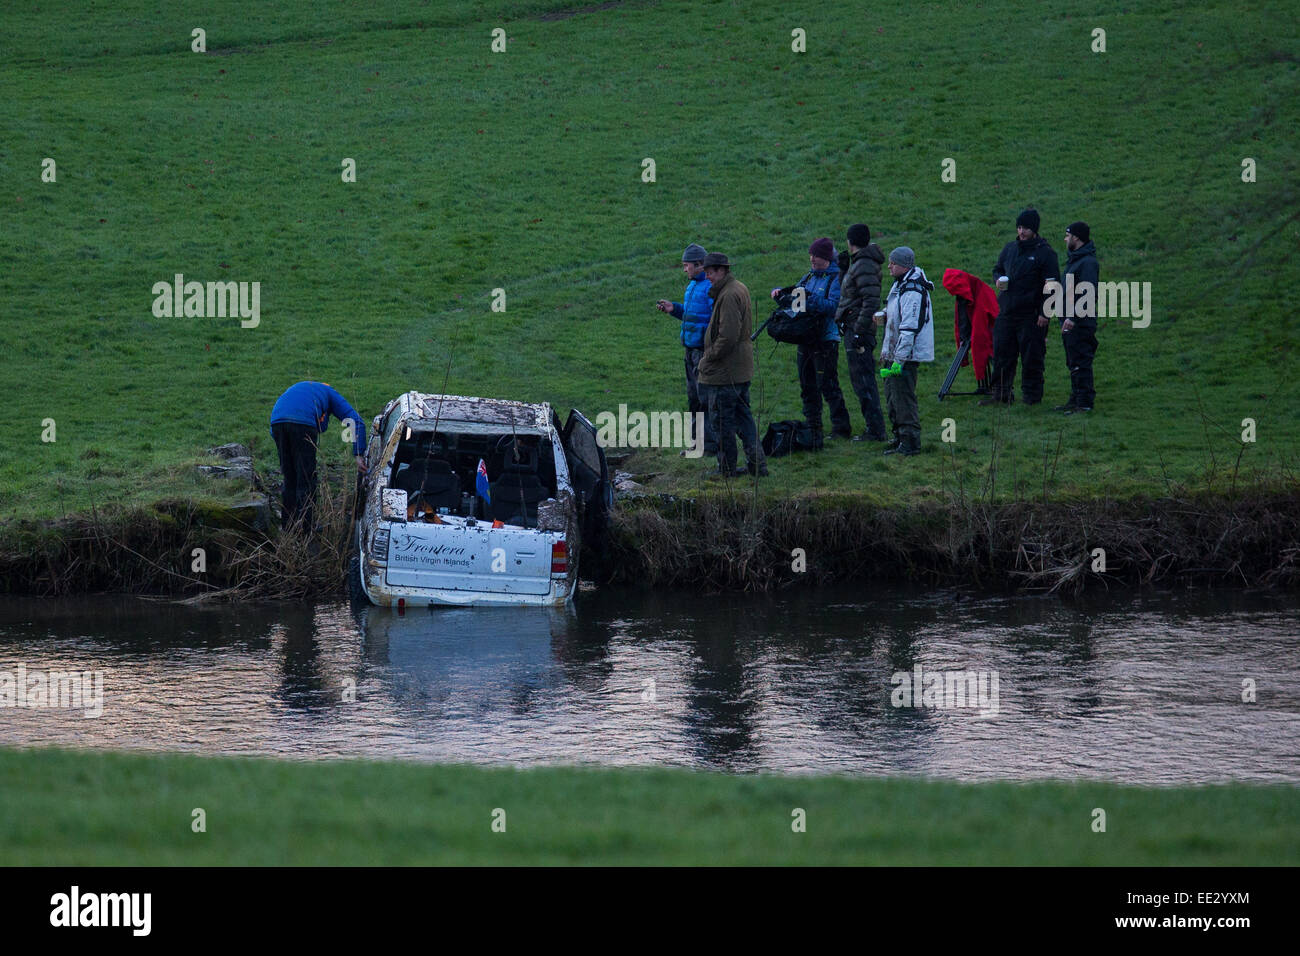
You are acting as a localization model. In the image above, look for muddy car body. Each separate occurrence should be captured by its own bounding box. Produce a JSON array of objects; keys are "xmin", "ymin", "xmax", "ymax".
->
[{"xmin": 352, "ymin": 392, "xmax": 611, "ymax": 607}]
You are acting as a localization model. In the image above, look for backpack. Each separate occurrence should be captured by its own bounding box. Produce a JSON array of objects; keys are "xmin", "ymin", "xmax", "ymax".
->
[
  {"xmin": 762, "ymin": 420, "xmax": 823, "ymax": 457},
  {"xmin": 895, "ymin": 278, "xmax": 933, "ymax": 331},
  {"xmin": 765, "ymin": 269, "xmax": 839, "ymax": 346},
  {"xmin": 764, "ymin": 306, "xmax": 824, "ymax": 346}
]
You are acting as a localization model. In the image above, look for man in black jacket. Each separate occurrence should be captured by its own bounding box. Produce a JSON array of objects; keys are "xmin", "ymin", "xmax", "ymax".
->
[
  {"xmin": 981, "ymin": 208, "xmax": 1061, "ymax": 406},
  {"xmin": 835, "ymin": 223, "xmax": 888, "ymax": 442},
  {"xmin": 1055, "ymin": 221, "xmax": 1100, "ymax": 414}
]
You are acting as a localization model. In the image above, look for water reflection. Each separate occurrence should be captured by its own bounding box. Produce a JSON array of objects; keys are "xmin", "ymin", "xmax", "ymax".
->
[{"xmin": 0, "ymin": 587, "xmax": 1297, "ymax": 784}]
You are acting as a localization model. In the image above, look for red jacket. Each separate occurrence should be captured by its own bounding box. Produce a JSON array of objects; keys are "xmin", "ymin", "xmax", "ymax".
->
[{"xmin": 941, "ymin": 269, "xmax": 999, "ymax": 383}]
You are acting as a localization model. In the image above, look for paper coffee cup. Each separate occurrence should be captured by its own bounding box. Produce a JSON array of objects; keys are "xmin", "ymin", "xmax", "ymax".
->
[
  {"xmin": 873, "ymin": 310, "xmax": 886, "ymax": 325},
  {"xmin": 997, "ymin": 276, "xmax": 1009, "ymax": 291}
]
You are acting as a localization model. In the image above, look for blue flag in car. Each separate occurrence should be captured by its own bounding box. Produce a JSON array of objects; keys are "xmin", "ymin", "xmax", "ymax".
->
[{"xmin": 476, "ymin": 458, "xmax": 491, "ymax": 505}]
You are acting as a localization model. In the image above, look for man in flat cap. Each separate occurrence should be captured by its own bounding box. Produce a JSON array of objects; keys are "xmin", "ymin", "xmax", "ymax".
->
[{"xmin": 697, "ymin": 253, "xmax": 766, "ymax": 478}]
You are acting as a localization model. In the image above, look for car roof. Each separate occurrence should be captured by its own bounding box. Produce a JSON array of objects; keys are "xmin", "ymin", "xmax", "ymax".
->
[{"xmin": 399, "ymin": 392, "xmax": 553, "ymax": 431}]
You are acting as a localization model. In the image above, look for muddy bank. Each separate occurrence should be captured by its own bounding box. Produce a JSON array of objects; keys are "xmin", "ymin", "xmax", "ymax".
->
[
  {"xmin": 2, "ymin": 485, "xmax": 1298, "ymax": 597},
  {"xmin": 599, "ymin": 487, "xmax": 1300, "ymax": 594},
  {"xmin": 0, "ymin": 497, "xmax": 286, "ymax": 599}
]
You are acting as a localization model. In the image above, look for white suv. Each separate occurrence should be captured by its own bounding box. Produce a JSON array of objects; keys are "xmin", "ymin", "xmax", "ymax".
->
[{"xmin": 351, "ymin": 392, "xmax": 611, "ymax": 607}]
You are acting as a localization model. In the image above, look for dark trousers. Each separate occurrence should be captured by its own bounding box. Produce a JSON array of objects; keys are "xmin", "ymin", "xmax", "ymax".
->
[
  {"xmin": 845, "ymin": 341, "xmax": 887, "ymax": 438},
  {"xmin": 884, "ymin": 361, "xmax": 921, "ymax": 447},
  {"xmin": 684, "ymin": 347, "xmax": 718, "ymax": 454},
  {"xmin": 991, "ymin": 313, "xmax": 1049, "ymax": 402},
  {"xmin": 272, "ymin": 422, "xmax": 318, "ymax": 531},
  {"xmin": 1062, "ymin": 323, "xmax": 1098, "ymax": 408},
  {"xmin": 796, "ymin": 340, "xmax": 851, "ymax": 437},
  {"xmin": 699, "ymin": 381, "xmax": 763, "ymax": 475}
]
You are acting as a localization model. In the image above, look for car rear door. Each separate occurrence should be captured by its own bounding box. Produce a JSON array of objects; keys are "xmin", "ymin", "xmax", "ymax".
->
[
  {"xmin": 561, "ymin": 409, "xmax": 613, "ymax": 543},
  {"xmin": 384, "ymin": 521, "xmax": 556, "ymax": 596}
]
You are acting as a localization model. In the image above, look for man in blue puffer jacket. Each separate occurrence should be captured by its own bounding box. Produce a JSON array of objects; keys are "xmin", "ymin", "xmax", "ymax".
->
[
  {"xmin": 657, "ymin": 243, "xmax": 718, "ymax": 456},
  {"xmin": 269, "ymin": 381, "xmax": 368, "ymax": 533},
  {"xmin": 771, "ymin": 237, "xmax": 851, "ymax": 442}
]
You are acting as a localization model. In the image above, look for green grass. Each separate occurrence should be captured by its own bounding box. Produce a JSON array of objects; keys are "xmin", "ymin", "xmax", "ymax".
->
[
  {"xmin": 2, "ymin": 747, "xmax": 1296, "ymax": 864},
  {"xmin": 2, "ymin": 0, "xmax": 1298, "ymax": 519}
]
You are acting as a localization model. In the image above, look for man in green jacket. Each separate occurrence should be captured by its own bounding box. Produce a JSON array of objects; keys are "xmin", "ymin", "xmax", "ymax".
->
[{"xmin": 697, "ymin": 253, "xmax": 766, "ymax": 478}]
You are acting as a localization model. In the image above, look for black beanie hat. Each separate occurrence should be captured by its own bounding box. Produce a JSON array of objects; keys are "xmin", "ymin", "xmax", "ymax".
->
[
  {"xmin": 846, "ymin": 223, "xmax": 871, "ymax": 247},
  {"xmin": 1016, "ymin": 208, "xmax": 1040, "ymax": 233},
  {"xmin": 1066, "ymin": 221, "xmax": 1090, "ymax": 243}
]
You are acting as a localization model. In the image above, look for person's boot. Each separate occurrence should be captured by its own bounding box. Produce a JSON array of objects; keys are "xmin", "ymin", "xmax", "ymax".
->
[
  {"xmin": 745, "ymin": 460, "xmax": 769, "ymax": 477},
  {"xmin": 884, "ymin": 440, "xmax": 919, "ymax": 457},
  {"xmin": 882, "ymin": 435, "xmax": 902, "ymax": 451},
  {"xmin": 853, "ymin": 429, "xmax": 888, "ymax": 442},
  {"xmin": 1053, "ymin": 399, "xmax": 1078, "ymax": 412},
  {"xmin": 978, "ymin": 393, "xmax": 1011, "ymax": 406}
]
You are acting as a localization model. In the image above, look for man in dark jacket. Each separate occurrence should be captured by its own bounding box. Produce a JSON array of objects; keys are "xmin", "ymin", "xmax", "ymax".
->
[
  {"xmin": 269, "ymin": 381, "xmax": 368, "ymax": 532},
  {"xmin": 1055, "ymin": 221, "xmax": 1100, "ymax": 414},
  {"xmin": 772, "ymin": 238, "xmax": 851, "ymax": 441},
  {"xmin": 982, "ymin": 208, "xmax": 1061, "ymax": 406},
  {"xmin": 698, "ymin": 253, "xmax": 766, "ymax": 478},
  {"xmin": 835, "ymin": 223, "xmax": 888, "ymax": 442}
]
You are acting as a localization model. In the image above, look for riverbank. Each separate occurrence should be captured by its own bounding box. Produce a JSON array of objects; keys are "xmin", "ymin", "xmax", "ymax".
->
[
  {"xmin": 604, "ymin": 480, "xmax": 1300, "ymax": 592},
  {"xmin": 2, "ymin": 476, "xmax": 1297, "ymax": 597},
  {"xmin": 2, "ymin": 747, "xmax": 1295, "ymax": 865}
]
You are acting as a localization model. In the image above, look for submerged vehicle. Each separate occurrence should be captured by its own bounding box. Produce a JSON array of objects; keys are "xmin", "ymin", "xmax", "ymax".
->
[{"xmin": 351, "ymin": 392, "xmax": 612, "ymax": 607}]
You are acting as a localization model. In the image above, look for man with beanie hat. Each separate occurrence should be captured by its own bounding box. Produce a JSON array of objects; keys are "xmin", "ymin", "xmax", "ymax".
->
[
  {"xmin": 878, "ymin": 247, "xmax": 935, "ymax": 456},
  {"xmin": 697, "ymin": 253, "xmax": 766, "ymax": 478},
  {"xmin": 771, "ymin": 238, "xmax": 851, "ymax": 443},
  {"xmin": 982, "ymin": 208, "xmax": 1061, "ymax": 406},
  {"xmin": 1054, "ymin": 221, "xmax": 1100, "ymax": 413},
  {"xmin": 657, "ymin": 243, "xmax": 719, "ymax": 456},
  {"xmin": 834, "ymin": 223, "xmax": 889, "ymax": 442}
]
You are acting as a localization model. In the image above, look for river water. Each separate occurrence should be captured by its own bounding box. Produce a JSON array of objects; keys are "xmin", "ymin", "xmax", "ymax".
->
[{"xmin": 1, "ymin": 588, "xmax": 1297, "ymax": 785}]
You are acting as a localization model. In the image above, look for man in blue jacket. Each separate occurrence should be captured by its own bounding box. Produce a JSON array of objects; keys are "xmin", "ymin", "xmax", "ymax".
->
[
  {"xmin": 269, "ymin": 381, "xmax": 368, "ymax": 532},
  {"xmin": 772, "ymin": 238, "xmax": 851, "ymax": 442},
  {"xmin": 657, "ymin": 243, "xmax": 718, "ymax": 457}
]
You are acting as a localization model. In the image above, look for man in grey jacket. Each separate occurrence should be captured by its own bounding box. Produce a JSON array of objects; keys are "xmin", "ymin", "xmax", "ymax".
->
[{"xmin": 877, "ymin": 247, "xmax": 935, "ymax": 457}]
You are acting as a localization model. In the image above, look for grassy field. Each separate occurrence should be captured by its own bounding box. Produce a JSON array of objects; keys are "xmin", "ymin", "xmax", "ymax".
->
[
  {"xmin": 2, "ymin": 0, "xmax": 1298, "ymax": 522},
  {"xmin": 3, "ymin": 746, "xmax": 1296, "ymax": 865}
]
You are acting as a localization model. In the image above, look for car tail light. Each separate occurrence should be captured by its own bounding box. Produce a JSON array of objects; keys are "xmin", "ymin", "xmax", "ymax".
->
[
  {"xmin": 551, "ymin": 540, "xmax": 568, "ymax": 575},
  {"xmin": 373, "ymin": 527, "xmax": 390, "ymax": 562}
]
